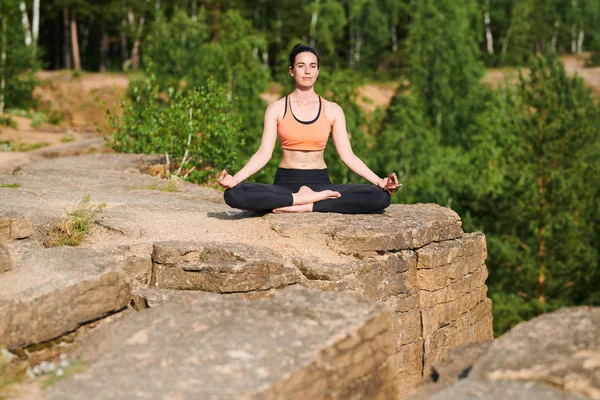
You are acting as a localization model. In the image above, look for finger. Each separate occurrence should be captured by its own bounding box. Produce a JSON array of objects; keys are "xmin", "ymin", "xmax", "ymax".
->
[
  {"xmin": 390, "ymin": 173, "xmax": 398, "ymax": 185},
  {"xmin": 220, "ymin": 170, "xmax": 227, "ymax": 179}
]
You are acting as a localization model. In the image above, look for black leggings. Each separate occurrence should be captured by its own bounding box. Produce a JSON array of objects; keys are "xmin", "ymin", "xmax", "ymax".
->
[{"xmin": 224, "ymin": 168, "xmax": 391, "ymax": 214}]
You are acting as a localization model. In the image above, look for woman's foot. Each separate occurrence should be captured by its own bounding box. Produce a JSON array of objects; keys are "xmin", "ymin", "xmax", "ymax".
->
[
  {"xmin": 273, "ymin": 203, "xmax": 314, "ymax": 213},
  {"xmin": 292, "ymin": 186, "xmax": 340, "ymax": 205}
]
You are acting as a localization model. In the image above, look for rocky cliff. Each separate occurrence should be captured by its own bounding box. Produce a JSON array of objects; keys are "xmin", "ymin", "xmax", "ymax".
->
[{"xmin": 0, "ymin": 153, "xmax": 494, "ymax": 398}]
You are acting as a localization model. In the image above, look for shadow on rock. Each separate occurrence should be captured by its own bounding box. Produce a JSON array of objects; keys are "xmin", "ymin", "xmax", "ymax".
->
[{"xmin": 206, "ymin": 210, "xmax": 267, "ymax": 220}]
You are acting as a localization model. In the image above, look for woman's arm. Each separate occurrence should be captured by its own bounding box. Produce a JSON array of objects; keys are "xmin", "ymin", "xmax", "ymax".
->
[
  {"xmin": 329, "ymin": 102, "xmax": 383, "ymax": 185},
  {"xmin": 328, "ymin": 101, "xmax": 401, "ymax": 193},
  {"xmin": 218, "ymin": 101, "xmax": 280, "ymax": 188}
]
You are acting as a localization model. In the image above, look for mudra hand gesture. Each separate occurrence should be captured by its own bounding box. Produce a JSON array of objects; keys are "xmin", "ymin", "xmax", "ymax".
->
[
  {"xmin": 377, "ymin": 173, "xmax": 401, "ymax": 195},
  {"xmin": 217, "ymin": 170, "xmax": 239, "ymax": 189}
]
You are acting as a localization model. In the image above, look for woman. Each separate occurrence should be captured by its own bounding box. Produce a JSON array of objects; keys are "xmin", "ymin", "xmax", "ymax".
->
[{"xmin": 218, "ymin": 44, "xmax": 400, "ymax": 214}]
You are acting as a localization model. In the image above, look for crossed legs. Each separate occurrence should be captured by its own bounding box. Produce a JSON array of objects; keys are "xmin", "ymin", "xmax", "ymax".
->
[{"xmin": 224, "ymin": 183, "xmax": 390, "ymax": 214}]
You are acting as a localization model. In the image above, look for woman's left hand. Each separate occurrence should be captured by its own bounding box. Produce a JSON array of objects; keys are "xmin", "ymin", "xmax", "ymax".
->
[{"xmin": 377, "ymin": 173, "xmax": 402, "ymax": 195}]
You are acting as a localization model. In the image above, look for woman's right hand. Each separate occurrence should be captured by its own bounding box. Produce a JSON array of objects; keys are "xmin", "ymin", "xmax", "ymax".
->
[{"xmin": 217, "ymin": 170, "xmax": 239, "ymax": 189}]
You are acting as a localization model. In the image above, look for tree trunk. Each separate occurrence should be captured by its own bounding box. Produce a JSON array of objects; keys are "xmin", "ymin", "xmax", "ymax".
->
[
  {"xmin": 80, "ymin": 15, "xmax": 94, "ymax": 66},
  {"xmin": 70, "ymin": 15, "xmax": 81, "ymax": 71},
  {"xmin": 63, "ymin": 8, "xmax": 71, "ymax": 69},
  {"xmin": 120, "ymin": 18, "xmax": 129, "ymax": 67},
  {"xmin": 484, "ymin": 9, "xmax": 494, "ymax": 55},
  {"xmin": 191, "ymin": 1, "xmax": 197, "ymax": 22},
  {"xmin": 1, "ymin": 16, "xmax": 7, "ymax": 115},
  {"xmin": 131, "ymin": 17, "xmax": 145, "ymax": 71},
  {"xmin": 20, "ymin": 1, "xmax": 32, "ymax": 45},
  {"xmin": 391, "ymin": 24, "xmax": 398, "ymax": 52},
  {"xmin": 537, "ymin": 224, "xmax": 547, "ymax": 303},
  {"xmin": 551, "ymin": 20, "xmax": 560, "ymax": 51},
  {"xmin": 99, "ymin": 19, "xmax": 108, "ymax": 72},
  {"xmin": 577, "ymin": 30, "xmax": 584, "ymax": 54},
  {"xmin": 32, "ymin": 0, "xmax": 40, "ymax": 43},
  {"xmin": 211, "ymin": 2, "xmax": 221, "ymax": 42},
  {"xmin": 309, "ymin": 0, "xmax": 320, "ymax": 48},
  {"xmin": 501, "ymin": 25, "xmax": 512, "ymax": 58},
  {"xmin": 355, "ymin": 28, "xmax": 362, "ymax": 64},
  {"xmin": 537, "ymin": 116, "xmax": 547, "ymax": 304},
  {"xmin": 571, "ymin": 24, "xmax": 577, "ymax": 53}
]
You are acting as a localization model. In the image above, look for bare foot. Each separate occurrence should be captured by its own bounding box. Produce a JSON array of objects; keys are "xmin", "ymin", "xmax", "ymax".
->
[
  {"xmin": 292, "ymin": 186, "xmax": 341, "ymax": 205},
  {"xmin": 273, "ymin": 203, "xmax": 314, "ymax": 213}
]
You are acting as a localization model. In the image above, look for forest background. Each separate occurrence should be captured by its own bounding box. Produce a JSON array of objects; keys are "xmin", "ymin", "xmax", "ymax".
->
[{"xmin": 1, "ymin": 0, "xmax": 599, "ymax": 336}]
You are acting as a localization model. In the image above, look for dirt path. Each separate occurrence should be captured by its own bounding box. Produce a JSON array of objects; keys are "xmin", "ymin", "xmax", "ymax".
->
[{"xmin": 483, "ymin": 54, "xmax": 600, "ymax": 95}]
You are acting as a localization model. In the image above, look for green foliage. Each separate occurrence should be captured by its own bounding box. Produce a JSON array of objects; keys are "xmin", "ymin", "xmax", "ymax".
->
[
  {"xmin": 0, "ymin": 0, "xmax": 40, "ymax": 110},
  {"xmin": 316, "ymin": 69, "xmax": 373, "ymax": 184},
  {"xmin": 406, "ymin": 0, "xmax": 485, "ymax": 146},
  {"xmin": 462, "ymin": 53, "xmax": 600, "ymax": 333},
  {"xmin": 0, "ymin": 115, "xmax": 15, "ymax": 128},
  {"xmin": 0, "ymin": 182, "xmax": 20, "ymax": 188},
  {"xmin": 143, "ymin": 10, "xmax": 269, "ymax": 131},
  {"xmin": 374, "ymin": 90, "xmax": 461, "ymax": 206},
  {"xmin": 106, "ymin": 72, "xmax": 243, "ymax": 183}
]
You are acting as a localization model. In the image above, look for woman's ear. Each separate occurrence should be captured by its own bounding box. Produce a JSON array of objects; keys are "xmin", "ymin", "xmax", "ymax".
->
[{"xmin": 289, "ymin": 66, "xmax": 294, "ymax": 76}]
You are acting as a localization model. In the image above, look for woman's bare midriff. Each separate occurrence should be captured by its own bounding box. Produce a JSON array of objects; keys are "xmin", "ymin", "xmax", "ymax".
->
[{"xmin": 279, "ymin": 149, "xmax": 327, "ymax": 169}]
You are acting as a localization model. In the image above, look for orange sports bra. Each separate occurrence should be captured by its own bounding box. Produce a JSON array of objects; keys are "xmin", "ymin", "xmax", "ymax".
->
[{"xmin": 277, "ymin": 95, "xmax": 332, "ymax": 151}]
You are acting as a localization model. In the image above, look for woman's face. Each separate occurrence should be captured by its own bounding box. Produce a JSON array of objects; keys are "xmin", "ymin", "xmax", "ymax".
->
[{"xmin": 289, "ymin": 52, "xmax": 319, "ymax": 88}]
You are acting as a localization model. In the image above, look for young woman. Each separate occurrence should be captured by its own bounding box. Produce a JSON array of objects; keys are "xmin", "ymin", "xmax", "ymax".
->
[{"xmin": 217, "ymin": 44, "xmax": 400, "ymax": 214}]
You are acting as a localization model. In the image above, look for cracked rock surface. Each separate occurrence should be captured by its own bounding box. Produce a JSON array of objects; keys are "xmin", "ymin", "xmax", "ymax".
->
[
  {"xmin": 0, "ymin": 154, "xmax": 494, "ymax": 397},
  {"xmin": 45, "ymin": 287, "xmax": 396, "ymax": 400}
]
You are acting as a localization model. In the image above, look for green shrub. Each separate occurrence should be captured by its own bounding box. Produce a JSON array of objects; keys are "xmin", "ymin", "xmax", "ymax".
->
[
  {"xmin": 105, "ymin": 73, "xmax": 242, "ymax": 183},
  {"xmin": 0, "ymin": 115, "xmax": 16, "ymax": 128}
]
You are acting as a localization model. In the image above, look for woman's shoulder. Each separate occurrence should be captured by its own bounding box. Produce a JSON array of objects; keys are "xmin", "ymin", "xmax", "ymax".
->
[
  {"xmin": 321, "ymin": 97, "xmax": 343, "ymax": 117},
  {"xmin": 265, "ymin": 96, "xmax": 287, "ymax": 117}
]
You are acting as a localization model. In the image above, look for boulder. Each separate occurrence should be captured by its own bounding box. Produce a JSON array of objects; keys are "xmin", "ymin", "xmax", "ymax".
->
[
  {"xmin": 46, "ymin": 287, "xmax": 396, "ymax": 400},
  {"xmin": 0, "ymin": 247, "xmax": 131, "ymax": 349},
  {"xmin": 0, "ymin": 215, "xmax": 34, "ymax": 241},
  {"xmin": 428, "ymin": 379, "xmax": 587, "ymax": 400},
  {"xmin": 470, "ymin": 307, "xmax": 600, "ymax": 399}
]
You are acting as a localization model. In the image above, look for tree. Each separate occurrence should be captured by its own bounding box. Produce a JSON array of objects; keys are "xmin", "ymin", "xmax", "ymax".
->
[
  {"xmin": 0, "ymin": 0, "xmax": 39, "ymax": 112},
  {"xmin": 406, "ymin": 0, "xmax": 485, "ymax": 147},
  {"xmin": 462, "ymin": 54, "xmax": 600, "ymax": 333}
]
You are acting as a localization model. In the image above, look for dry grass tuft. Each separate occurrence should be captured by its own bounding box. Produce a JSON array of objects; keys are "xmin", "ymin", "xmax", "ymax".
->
[{"xmin": 44, "ymin": 194, "xmax": 106, "ymax": 247}]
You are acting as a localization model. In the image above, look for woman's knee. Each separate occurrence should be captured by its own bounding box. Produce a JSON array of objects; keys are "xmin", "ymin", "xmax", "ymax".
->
[
  {"xmin": 373, "ymin": 189, "xmax": 391, "ymax": 211},
  {"xmin": 223, "ymin": 185, "xmax": 246, "ymax": 209}
]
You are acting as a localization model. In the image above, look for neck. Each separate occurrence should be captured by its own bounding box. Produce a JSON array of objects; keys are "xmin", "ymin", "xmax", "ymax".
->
[{"xmin": 292, "ymin": 88, "xmax": 317, "ymax": 105}]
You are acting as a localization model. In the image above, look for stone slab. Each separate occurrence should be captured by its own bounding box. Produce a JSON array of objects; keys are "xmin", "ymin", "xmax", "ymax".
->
[
  {"xmin": 46, "ymin": 287, "xmax": 396, "ymax": 400},
  {"xmin": 0, "ymin": 215, "xmax": 34, "ymax": 241},
  {"xmin": 417, "ymin": 232, "xmax": 486, "ymax": 269},
  {"xmin": 0, "ymin": 247, "xmax": 131, "ymax": 349},
  {"xmin": 428, "ymin": 379, "xmax": 587, "ymax": 400},
  {"xmin": 151, "ymin": 241, "xmax": 303, "ymax": 292},
  {"xmin": 470, "ymin": 307, "xmax": 600, "ymax": 399},
  {"xmin": 417, "ymin": 234, "xmax": 487, "ymax": 292},
  {"xmin": 266, "ymin": 204, "xmax": 463, "ymax": 253},
  {"xmin": 419, "ymin": 266, "xmax": 488, "ymax": 309},
  {"xmin": 421, "ymin": 286, "xmax": 489, "ymax": 338},
  {"xmin": 424, "ymin": 299, "xmax": 493, "ymax": 369}
]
